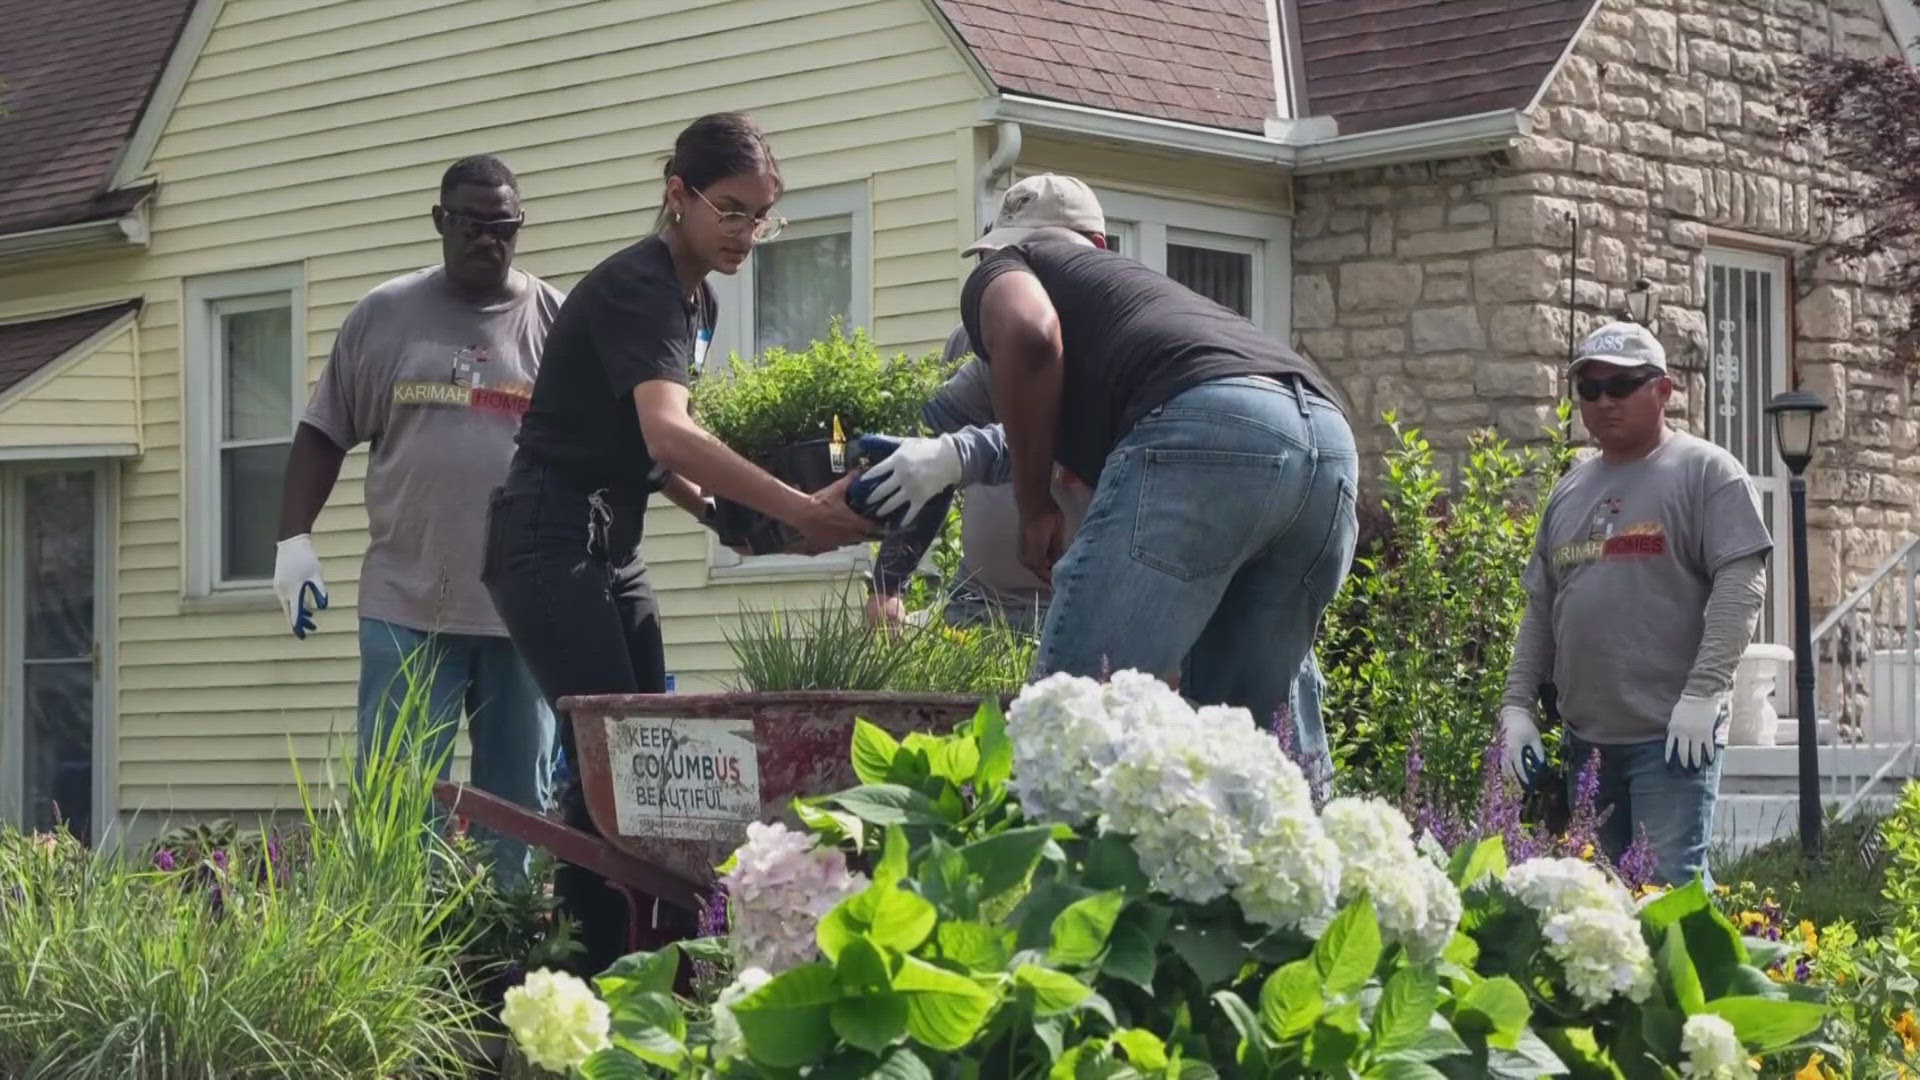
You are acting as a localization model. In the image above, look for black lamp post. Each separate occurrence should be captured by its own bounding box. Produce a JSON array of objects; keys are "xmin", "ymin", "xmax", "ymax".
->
[{"xmin": 1765, "ymin": 389, "xmax": 1829, "ymax": 859}]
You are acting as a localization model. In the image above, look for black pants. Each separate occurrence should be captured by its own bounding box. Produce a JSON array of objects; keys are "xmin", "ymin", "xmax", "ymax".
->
[{"xmin": 482, "ymin": 455, "xmax": 686, "ymax": 977}]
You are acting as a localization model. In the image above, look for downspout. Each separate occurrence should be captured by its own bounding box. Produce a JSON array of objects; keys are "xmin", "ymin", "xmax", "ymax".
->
[{"xmin": 976, "ymin": 120, "xmax": 1022, "ymax": 235}]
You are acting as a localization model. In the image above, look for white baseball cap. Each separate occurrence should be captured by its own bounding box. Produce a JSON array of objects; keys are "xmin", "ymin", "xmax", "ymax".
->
[
  {"xmin": 1571, "ymin": 321, "xmax": 1668, "ymax": 374},
  {"xmin": 962, "ymin": 174, "xmax": 1106, "ymax": 257}
]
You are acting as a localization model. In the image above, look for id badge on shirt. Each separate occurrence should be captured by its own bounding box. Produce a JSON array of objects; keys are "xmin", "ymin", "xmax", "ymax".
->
[{"xmin": 691, "ymin": 327, "xmax": 713, "ymax": 376}]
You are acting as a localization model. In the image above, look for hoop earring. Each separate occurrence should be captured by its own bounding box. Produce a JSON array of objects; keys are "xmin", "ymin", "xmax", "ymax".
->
[{"xmin": 673, "ymin": 210, "xmax": 683, "ymax": 224}]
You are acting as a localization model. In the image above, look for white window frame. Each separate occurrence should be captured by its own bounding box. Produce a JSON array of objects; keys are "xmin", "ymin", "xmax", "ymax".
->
[
  {"xmin": 1, "ymin": 461, "xmax": 119, "ymax": 845},
  {"xmin": 1083, "ymin": 187, "xmax": 1293, "ymax": 332},
  {"xmin": 706, "ymin": 182, "xmax": 874, "ymax": 578},
  {"xmin": 182, "ymin": 265, "xmax": 306, "ymax": 599},
  {"xmin": 1704, "ymin": 246, "xmax": 1792, "ymax": 648}
]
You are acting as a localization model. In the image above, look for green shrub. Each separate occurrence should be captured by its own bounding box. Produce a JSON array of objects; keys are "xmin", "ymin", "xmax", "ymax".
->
[
  {"xmin": 0, "ymin": 656, "xmax": 484, "ymax": 1078},
  {"xmin": 725, "ymin": 588, "xmax": 1034, "ymax": 697},
  {"xmin": 690, "ymin": 322, "xmax": 954, "ymax": 460},
  {"xmin": 1324, "ymin": 409, "xmax": 1572, "ymax": 818}
]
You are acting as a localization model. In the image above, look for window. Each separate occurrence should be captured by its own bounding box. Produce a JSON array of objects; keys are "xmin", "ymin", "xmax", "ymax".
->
[
  {"xmin": 183, "ymin": 266, "xmax": 305, "ymax": 596},
  {"xmin": 1705, "ymin": 247, "xmax": 1791, "ymax": 645},
  {"xmin": 706, "ymin": 184, "xmax": 872, "ymax": 576},
  {"xmin": 1048, "ymin": 185, "xmax": 1291, "ymax": 331},
  {"xmin": 710, "ymin": 182, "xmax": 871, "ymax": 368}
]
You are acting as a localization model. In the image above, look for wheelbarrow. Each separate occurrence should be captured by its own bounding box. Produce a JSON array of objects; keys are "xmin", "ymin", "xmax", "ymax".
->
[{"xmin": 433, "ymin": 690, "xmax": 992, "ymax": 952}]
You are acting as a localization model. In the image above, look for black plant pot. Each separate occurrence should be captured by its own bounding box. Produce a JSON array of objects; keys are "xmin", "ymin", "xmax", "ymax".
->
[{"xmin": 713, "ymin": 439, "xmax": 843, "ymax": 556}]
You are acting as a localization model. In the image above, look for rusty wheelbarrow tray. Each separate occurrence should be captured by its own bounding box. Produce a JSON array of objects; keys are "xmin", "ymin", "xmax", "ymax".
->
[{"xmin": 434, "ymin": 690, "xmax": 995, "ymax": 948}]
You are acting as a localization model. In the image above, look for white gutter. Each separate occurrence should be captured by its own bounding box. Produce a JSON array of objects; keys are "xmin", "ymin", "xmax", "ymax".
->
[
  {"xmin": 0, "ymin": 198, "xmax": 150, "ymax": 261},
  {"xmin": 976, "ymin": 121, "xmax": 1023, "ymax": 236},
  {"xmin": 982, "ymin": 94, "xmax": 1530, "ymax": 174},
  {"xmin": 1293, "ymin": 109, "xmax": 1532, "ymax": 174}
]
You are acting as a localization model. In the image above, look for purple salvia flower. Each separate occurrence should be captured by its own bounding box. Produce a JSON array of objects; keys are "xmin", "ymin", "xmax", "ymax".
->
[
  {"xmin": 211, "ymin": 848, "xmax": 228, "ymax": 872},
  {"xmin": 697, "ymin": 886, "xmax": 729, "ymax": 937},
  {"xmin": 1613, "ymin": 821, "xmax": 1659, "ymax": 890},
  {"xmin": 153, "ymin": 848, "xmax": 176, "ymax": 872}
]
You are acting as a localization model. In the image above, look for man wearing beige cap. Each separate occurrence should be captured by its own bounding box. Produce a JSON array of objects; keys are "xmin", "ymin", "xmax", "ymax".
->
[
  {"xmin": 1498, "ymin": 321, "xmax": 1771, "ymax": 886},
  {"xmin": 957, "ymin": 173, "xmax": 1355, "ymax": 793},
  {"xmin": 862, "ymin": 175, "xmax": 1105, "ymax": 633}
]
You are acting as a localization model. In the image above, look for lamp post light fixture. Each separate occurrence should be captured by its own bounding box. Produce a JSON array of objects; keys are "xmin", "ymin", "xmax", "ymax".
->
[
  {"xmin": 1765, "ymin": 389, "xmax": 1829, "ymax": 860},
  {"xmin": 1624, "ymin": 277, "xmax": 1658, "ymax": 327}
]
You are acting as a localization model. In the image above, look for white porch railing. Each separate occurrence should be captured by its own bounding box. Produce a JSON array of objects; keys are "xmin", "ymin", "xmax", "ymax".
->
[{"xmin": 1810, "ymin": 535, "xmax": 1920, "ymax": 818}]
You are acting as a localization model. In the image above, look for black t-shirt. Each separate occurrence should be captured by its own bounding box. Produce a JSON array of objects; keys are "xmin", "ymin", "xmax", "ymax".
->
[
  {"xmin": 959, "ymin": 237, "xmax": 1341, "ymax": 484},
  {"xmin": 516, "ymin": 236, "xmax": 716, "ymax": 493}
]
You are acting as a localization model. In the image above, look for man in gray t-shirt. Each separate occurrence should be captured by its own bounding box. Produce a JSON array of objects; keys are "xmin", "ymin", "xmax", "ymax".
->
[
  {"xmin": 272, "ymin": 155, "xmax": 563, "ymax": 885},
  {"xmin": 1500, "ymin": 322, "xmax": 1771, "ymax": 887}
]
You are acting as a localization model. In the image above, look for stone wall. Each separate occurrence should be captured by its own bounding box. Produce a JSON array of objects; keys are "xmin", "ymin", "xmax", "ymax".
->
[{"xmin": 1295, "ymin": 0, "xmax": 1915, "ymax": 612}]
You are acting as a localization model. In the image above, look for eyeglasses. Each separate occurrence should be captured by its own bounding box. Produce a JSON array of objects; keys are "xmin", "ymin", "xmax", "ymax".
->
[
  {"xmin": 1575, "ymin": 367, "xmax": 1663, "ymax": 402},
  {"xmin": 692, "ymin": 188, "xmax": 786, "ymax": 242},
  {"xmin": 439, "ymin": 208, "xmax": 524, "ymax": 241}
]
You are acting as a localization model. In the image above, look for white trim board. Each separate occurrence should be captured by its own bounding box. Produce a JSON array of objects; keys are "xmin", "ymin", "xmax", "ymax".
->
[
  {"xmin": 1881, "ymin": 0, "xmax": 1920, "ymax": 57},
  {"xmin": 107, "ymin": 0, "xmax": 227, "ymax": 190}
]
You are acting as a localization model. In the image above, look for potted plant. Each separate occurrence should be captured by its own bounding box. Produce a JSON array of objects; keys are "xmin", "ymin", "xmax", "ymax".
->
[{"xmin": 690, "ymin": 322, "xmax": 953, "ymax": 554}]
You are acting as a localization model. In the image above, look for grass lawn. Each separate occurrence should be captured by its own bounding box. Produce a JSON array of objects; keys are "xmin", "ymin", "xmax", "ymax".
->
[{"xmin": 1715, "ymin": 812, "xmax": 1891, "ymax": 933}]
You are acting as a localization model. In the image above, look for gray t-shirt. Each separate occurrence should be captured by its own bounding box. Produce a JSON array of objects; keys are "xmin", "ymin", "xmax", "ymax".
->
[
  {"xmin": 1523, "ymin": 432, "xmax": 1773, "ymax": 743},
  {"xmin": 931, "ymin": 330, "xmax": 1089, "ymax": 609},
  {"xmin": 303, "ymin": 266, "xmax": 564, "ymax": 636}
]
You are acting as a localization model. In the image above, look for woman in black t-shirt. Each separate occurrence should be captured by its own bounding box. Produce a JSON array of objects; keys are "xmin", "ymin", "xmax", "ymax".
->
[{"xmin": 482, "ymin": 113, "xmax": 876, "ymax": 975}]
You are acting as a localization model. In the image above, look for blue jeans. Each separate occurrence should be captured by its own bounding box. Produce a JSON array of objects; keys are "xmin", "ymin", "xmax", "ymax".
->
[
  {"xmin": 1563, "ymin": 729, "xmax": 1723, "ymax": 888},
  {"xmin": 357, "ymin": 617, "xmax": 554, "ymax": 887},
  {"xmin": 1039, "ymin": 376, "xmax": 1358, "ymax": 794}
]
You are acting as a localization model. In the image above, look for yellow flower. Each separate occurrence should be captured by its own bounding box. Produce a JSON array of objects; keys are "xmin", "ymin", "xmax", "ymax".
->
[
  {"xmin": 1795, "ymin": 1052, "xmax": 1842, "ymax": 1080},
  {"xmin": 1798, "ymin": 919, "xmax": 1819, "ymax": 957},
  {"xmin": 1738, "ymin": 911, "xmax": 1769, "ymax": 932},
  {"xmin": 1579, "ymin": 842, "xmax": 1595, "ymax": 861},
  {"xmin": 1895, "ymin": 1009, "xmax": 1920, "ymax": 1054},
  {"xmin": 1715, "ymin": 884, "xmax": 1731, "ymax": 896}
]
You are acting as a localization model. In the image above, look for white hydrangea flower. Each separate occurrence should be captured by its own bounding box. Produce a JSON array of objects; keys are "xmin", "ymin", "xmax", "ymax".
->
[
  {"xmin": 1096, "ymin": 713, "xmax": 1243, "ymax": 903},
  {"xmin": 1007, "ymin": 672, "xmax": 1125, "ymax": 824},
  {"xmin": 1234, "ymin": 810, "xmax": 1343, "ymax": 931},
  {"xmin": 501, "ymin": 968, "xmax": 611, "ymax": 1074},
  {"xmin": 1318, "ymin": 798, "xmax": 1460, "ymax": 958},
  {"xmin": 1679, "ymin": 1014, "xmax": 1755, "ymax": 1079},
  {"xmin": 708, "ymin": 966, "xmax": 772, "ymax": 1063},
  {"xmin": 1504, "ymin": 857, "xmax": 1636, "ymax": 920},
  {"xmin": 1541, "ymin": 905, "xmax": 1656, "ymax": 1008},
  {"xmin": 720, "ymin": 821, "xmax": 867, "ymax": 974}
]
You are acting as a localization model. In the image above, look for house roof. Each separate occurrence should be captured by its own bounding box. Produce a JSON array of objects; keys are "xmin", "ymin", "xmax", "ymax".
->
[
  {"xmin": 932, "ymin": 0, "xmax": 1597, "ymax": 137},
  {"xmin": 0, "ymin": 0, "xmax": 196, "ymax": 237},
  {"xmin": 1297, "ymin": 0, "xmax": 1598, "ymax": 135},
  {"xmin": 936, "ymin": 0, "xmax": 1277, "ymax": 133},
  {"xmin": 0, "ymin": 301, "xmax": 142, "ymax": 399}
]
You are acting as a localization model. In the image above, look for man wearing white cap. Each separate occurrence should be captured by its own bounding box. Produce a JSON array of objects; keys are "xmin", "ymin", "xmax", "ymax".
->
[
  {"xmin": 862, "ymin": 174, "xmax": 1104, "ymax": 633},
  {"xmin": 1498, "ymin": 321, "xmax": 1771, "ymax": 886},
  {"xmin": 954, "ymin": 174, "xmax": 1356, "ymax": 790}
]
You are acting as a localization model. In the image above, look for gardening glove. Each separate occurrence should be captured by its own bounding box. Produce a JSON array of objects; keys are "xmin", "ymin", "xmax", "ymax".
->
[
  {"xmin": 272, "ymin": 534, "xmax": 328, "ymax": 640},
  {"xmin": 862, "ymin": 434, "xmax": 962, "ymax": 522},
  {"xmin": 1665, "ymin": 693, "xmax": 1728, "ymax": 771},
  {"xmin": 1499, "ymin": 705, "xmax": 1548, "ymax": 791}
]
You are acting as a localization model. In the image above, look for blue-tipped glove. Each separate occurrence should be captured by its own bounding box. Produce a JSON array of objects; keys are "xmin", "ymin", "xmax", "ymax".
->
[
  {"xmin": 1499, "ymin": 705, "xmax": 1548, "ymax": 791},
  {"xmin": 273, "ymin": 534, "xmax": 329, "ymax": 639},
  {"xmin": 860, "ymin": 433, "xmax": 962, "ymax": 523}
]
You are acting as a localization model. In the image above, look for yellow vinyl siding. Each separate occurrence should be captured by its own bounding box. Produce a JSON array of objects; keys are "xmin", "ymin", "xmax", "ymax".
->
[
  {"xmin": 0, "ymin": 0, "xmax": 987, "ymax": 823},
  {"xmin": 0, "ymin": 323, "xmax": 141, "ymax": 452}
]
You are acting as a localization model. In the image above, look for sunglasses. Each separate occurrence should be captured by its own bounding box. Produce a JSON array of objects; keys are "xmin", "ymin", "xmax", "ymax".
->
[
  {"xmin": 439, "ymin": 208, "xmax": 524, "ymax": 241},
  {"xmin": 1575, "ymin": 367, "xmax": 1663, "ymax": 402},
  {"xmin": 692, "ymin": 188, "xmax": 787, "ymax": 242}
]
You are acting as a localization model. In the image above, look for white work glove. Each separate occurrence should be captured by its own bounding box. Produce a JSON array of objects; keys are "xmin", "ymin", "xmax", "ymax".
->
[
  {"xmin": 272, "ymin": 534, "xmax": 328, "ymax": 639},
  {"xmin": 863, "ymin": 434, "xmax": 962, "ymax": 521},
  {"xmin": 1665, "ymin": 693, "xmax": 1728, "ymax": 771},
  {"xmin": 1499, "ymin": 705, "xmax": 1547, "ymax": 790}
]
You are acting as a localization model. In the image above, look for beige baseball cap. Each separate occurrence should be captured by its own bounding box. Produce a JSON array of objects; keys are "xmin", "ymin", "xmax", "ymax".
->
[{"xmin": 963, "ymin": 174, "xmax": 1106, "ymax": 257}]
